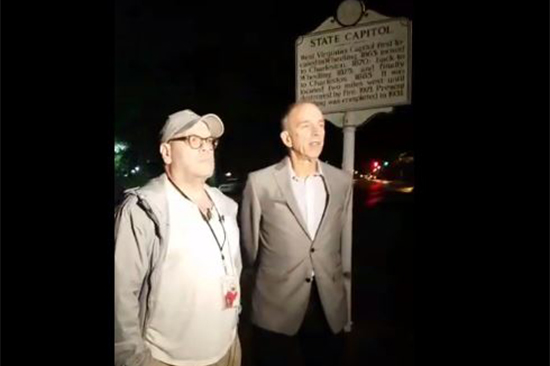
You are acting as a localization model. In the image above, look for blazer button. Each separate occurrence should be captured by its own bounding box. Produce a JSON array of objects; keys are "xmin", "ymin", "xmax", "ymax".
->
[
  {"xmin": 310, "ymin": 248, "xmax": 315, "ymax": 253},
  {"xmin": 305, "ymin": 277, "xmax": 312, "ymax": 283}
]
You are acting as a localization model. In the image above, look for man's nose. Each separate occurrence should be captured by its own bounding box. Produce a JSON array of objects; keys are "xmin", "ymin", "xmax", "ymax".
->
[{"xmin": 312, "ymin": 125, "xmax": 323, "ymax": 136}]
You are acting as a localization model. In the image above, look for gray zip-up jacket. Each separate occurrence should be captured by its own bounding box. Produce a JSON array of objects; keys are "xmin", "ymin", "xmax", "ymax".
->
[{"xmin": 115, "ymin": 174, "xmax": 239, "ymax": 366}]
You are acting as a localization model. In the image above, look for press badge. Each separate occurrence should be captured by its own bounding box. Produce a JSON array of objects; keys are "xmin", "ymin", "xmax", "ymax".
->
[{"xmin": 221, "ymin": 275, "xmax": 240, "ymax": 309}]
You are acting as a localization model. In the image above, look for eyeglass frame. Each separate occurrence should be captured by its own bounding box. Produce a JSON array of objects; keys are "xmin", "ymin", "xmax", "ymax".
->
[{"xmin": 168, "ymin": 134, "xmax": 220, "ymax": 150}]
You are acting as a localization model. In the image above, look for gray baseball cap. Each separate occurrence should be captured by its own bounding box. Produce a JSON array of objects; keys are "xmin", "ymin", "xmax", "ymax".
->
[{"xmin": 160, "ymin": 109, "xmax": 224, "ymax": 143}]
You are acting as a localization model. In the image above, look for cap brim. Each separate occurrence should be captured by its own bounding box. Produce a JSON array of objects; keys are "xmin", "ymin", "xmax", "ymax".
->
[{"xmin": 200, "ymin": 114, "xmax": 224, "ymax": 138}]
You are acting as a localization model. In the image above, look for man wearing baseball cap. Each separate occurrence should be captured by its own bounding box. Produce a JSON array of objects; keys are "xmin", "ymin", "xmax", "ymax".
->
[{"xmin": 115, "ymin": 109, "xmax": 242, "ymax": 366}]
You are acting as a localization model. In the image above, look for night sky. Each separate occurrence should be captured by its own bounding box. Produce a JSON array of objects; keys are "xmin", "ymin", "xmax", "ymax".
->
[{"xmin": 115, "ymin": 0, "xmax": 414, "ymax": 180}]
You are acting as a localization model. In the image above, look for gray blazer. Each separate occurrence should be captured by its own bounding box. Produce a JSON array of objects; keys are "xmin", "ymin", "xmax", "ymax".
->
[{"xmin": 240, "ymin": 158, "xmax": 353, "ymax": 335}]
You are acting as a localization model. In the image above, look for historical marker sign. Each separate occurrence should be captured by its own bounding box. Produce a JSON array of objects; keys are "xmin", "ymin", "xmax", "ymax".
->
[{"xmin": 296, "ymin": 18, "xmax": 412, "ymax": 114}]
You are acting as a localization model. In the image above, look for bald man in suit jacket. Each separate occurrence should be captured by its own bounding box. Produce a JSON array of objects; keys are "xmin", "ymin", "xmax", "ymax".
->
[{"xmin": 241, "ymin": 102, "xmax": 353, "ymax": 366}]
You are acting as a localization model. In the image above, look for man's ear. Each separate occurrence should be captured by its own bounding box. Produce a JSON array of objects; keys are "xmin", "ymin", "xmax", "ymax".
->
[
  {"xmin": 160, "ymin": 143, "xmax": 172, "ymax": 165},
  {"xmin": 280, "ymin": 131, "xmax": 292, "ymax": 149}
]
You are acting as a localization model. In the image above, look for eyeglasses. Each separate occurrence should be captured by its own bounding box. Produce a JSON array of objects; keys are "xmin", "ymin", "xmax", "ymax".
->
[{"xmin": 169, "ymin": 135, "xmax": 220, "ymax": 150}]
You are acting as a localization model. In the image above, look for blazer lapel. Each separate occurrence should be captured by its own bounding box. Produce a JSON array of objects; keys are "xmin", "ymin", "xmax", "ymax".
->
[{"xmin": 273, "ymin": 159, "xmax": 310, "ymax": 239}]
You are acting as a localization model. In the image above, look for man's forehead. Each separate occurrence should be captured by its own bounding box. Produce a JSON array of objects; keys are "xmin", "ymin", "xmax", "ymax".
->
[{"xmin": 289, "ymin": 104, "xmax": 324, "ymax": 123}]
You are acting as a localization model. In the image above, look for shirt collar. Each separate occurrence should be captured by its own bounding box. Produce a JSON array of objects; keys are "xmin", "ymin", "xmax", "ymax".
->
[{"xmin": 287, "ymin": 157, "xmax": 324, "ymax": 182}]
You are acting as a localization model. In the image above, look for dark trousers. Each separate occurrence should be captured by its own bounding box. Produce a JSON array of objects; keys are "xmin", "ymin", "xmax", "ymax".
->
[{"xmin": 253, "ymin": 280, "xmax": 345, "ymax": 366}]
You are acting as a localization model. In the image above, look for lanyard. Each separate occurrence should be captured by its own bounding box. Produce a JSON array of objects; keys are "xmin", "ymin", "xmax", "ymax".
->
[{"xmin": 167, "ymin": 177, "xmax": 231, "ymax": 274}]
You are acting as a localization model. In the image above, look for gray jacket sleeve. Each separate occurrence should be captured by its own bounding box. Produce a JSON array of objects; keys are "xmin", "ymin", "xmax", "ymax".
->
[
  {"xmin": 240, "ymin": 174, "xmax": 262, "ymax": 268},
  {"xmin": 340, "ymin": 178, "xmax": 354, "ymax": 330},
  {"xmin": 115, "ymin": 197, "xmax": 155, "ymax": 366}
]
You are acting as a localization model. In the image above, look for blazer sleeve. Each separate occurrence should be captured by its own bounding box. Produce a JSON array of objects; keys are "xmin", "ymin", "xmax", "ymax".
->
[{"xmin": 240, "ymin": 173, "xmax": 262, "ymax": 268}]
